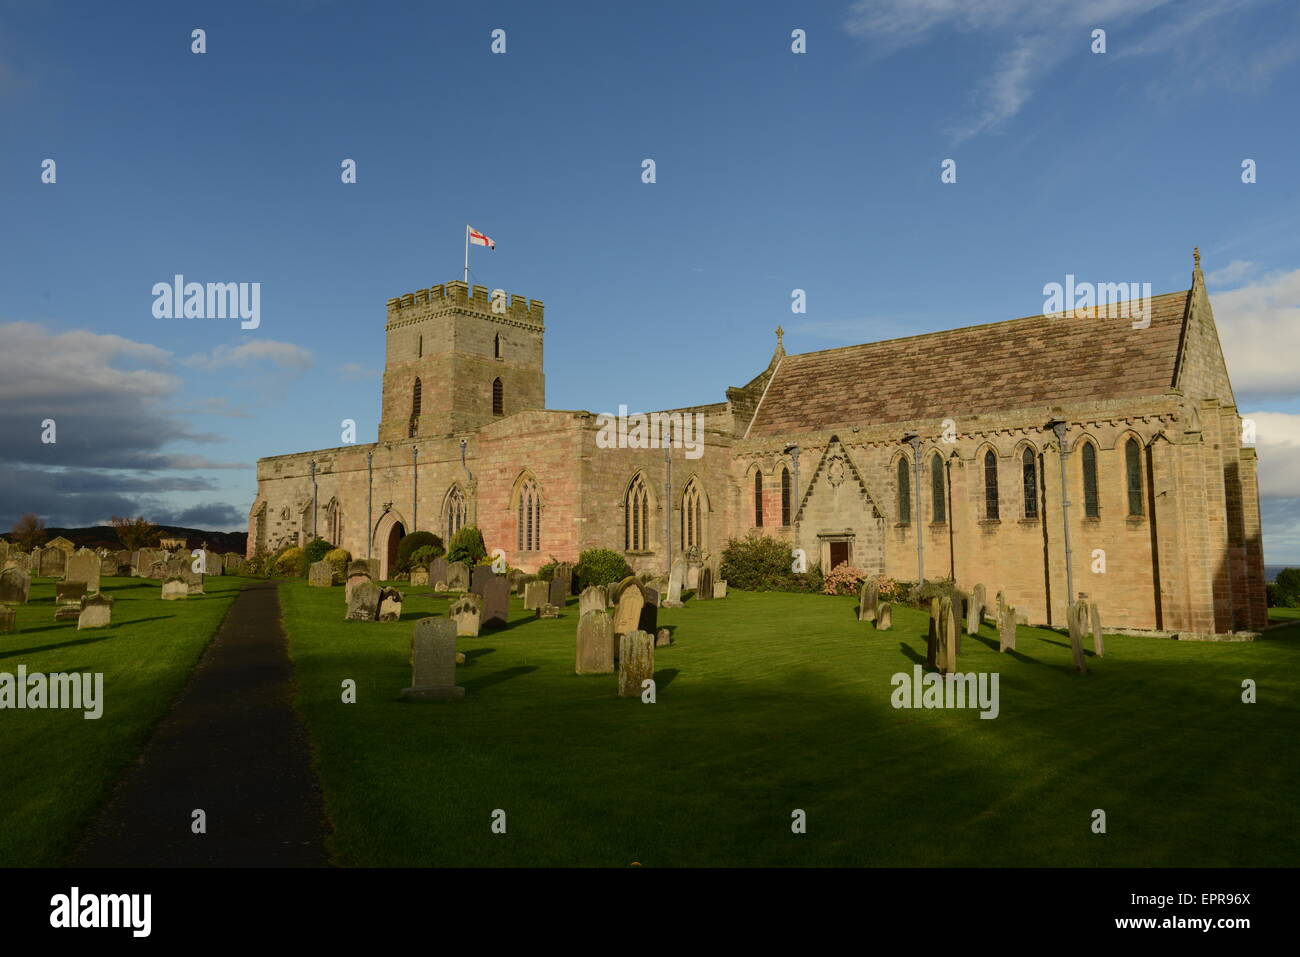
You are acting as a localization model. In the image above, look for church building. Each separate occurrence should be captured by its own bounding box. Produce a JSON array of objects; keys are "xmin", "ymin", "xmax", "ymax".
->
[{"xmin": 248, "ymin": 252, "xmax": 1266, "ymax": 635}]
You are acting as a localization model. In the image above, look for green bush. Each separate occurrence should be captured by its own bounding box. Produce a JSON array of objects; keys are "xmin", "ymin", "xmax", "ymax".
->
[
  {"xmin": 912, "ymin": 579, "xmax": 969, "ymax": 609},
  {"xmin": 409, "ymin": 544, "xmax": 441, "ymax": 568},
  {"xmin": 395, "ymin": 532, "xmax": 443, "ymax": 572},
  {"xmin": 324, "ymin": 547, "xmax": 352, "ymax": 579},
  {"xmin": 575, "ymin": 549, "xmax": 632, "ymax": 589},
  {"xmin": 304, "ymin": 537, "xmax": 333, "ymax": 568},
  {"xmin": 447, "ymin": 526, "xmax": 486, "ymax": 566},
  {"xmin": 1273, "ymin": 568, "xmax": 1300, "ymax": 607},
  {"xmin": 274, "ymin": 546, "xmax": 306, "ymax": 577},
  {"xmin": 719, "ymin": 532, "xmax": 821, "ymax": 593}
]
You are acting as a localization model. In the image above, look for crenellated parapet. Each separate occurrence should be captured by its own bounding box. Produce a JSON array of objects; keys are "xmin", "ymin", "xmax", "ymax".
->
[{"xmin": 386, "ymin": 279, "xmax": 544, "ymax": 325}]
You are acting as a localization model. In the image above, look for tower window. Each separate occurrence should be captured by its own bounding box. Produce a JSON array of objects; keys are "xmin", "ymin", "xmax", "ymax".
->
[
  {"xmin": 492, "ymin": 377, "xmax": 504, "ymax": 416},
  {"xmin": 494, "ymin": 333, "xmax": 502, "ymax": 359},
  {"xmin": 409, "ymin": 377, "xmax": 422, "ymax": 438},
  {"xmin": 418, "ymin": 335, "xmax": 423, "ymax": 358}
]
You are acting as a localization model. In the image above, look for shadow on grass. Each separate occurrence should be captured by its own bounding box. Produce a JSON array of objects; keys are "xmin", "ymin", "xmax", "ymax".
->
[
  {"xmin": 0, "ymin": 634, "xmax": 116, "ymax": 660},
  {"xmin": 461, "ymin": 648, "xmax": 496, "ymax": 666},
  {"xmin": 461, "ymin": 665, "xmax": 538, "ymax": 694},
  {"xmin": 654, "ymin": 667, "xmax": 680, "ymax": 690}
]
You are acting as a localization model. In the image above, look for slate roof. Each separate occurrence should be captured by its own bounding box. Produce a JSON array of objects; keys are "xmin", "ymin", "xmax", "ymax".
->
[{"xmin": 746, "ymin": 290, "xmax": 1191, "ymax": 437}]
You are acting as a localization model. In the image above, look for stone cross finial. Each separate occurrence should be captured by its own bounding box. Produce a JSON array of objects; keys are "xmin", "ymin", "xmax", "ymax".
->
[
  {"xmin": 1193, "ymin": 246, "xmax": 1201, "ymax": 269},
  {"xmin": 775, "ymin": 325, "xmax": 784, "ymax": 348}
]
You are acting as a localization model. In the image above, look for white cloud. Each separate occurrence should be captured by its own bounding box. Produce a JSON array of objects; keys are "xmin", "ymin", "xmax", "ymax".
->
[
  {"xmin": 339, "ymin": 361, "xmax": 379, "ymax": 382},
  {"xmin": 0, "ymin": 321, "xmax": 178, "ymax": 401},
  {"xmin": 1215, "ymin": 268, "xmax": 1300, "ymax": 398},
  {"xmin": 1205, "ymin": 260, "xmax": 1257, "ymax": 287},
  {"xmin": 184, "ymin": 340, "xmax": 314, "ymax": 371},
  {"xmin": 1243, "ymin": 411, "xmax": 1300, "ymax": 500}
]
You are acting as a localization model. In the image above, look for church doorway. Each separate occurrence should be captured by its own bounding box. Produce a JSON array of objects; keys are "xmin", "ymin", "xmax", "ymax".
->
[
  {"xmin": 384, "ymin": 522, "xmax": 406, "ymax": 581},
  {"xmin": 829, "ymin": 541, "xmax": 850, "ymax": 569}
]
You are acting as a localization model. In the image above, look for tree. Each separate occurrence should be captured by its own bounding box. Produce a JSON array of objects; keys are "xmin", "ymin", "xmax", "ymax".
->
[
  {"xmin": 10, "ymin": 513, "xmax": 46, "ymax": 549},
  {"xmin": 111, "ymin": 515, "xmax": 161, "ymax": 551},
  {"xmin": 1274, "ymin": 568, "xmax": 1300, "ymax": 608}
]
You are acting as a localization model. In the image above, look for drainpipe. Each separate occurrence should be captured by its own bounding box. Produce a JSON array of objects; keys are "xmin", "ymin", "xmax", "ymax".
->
[
  {"xmin": 1050, "ymin": 419, "xmax": 1075, "ymax": 611},
  {"xmin": 309, "ymin": 459, "xmax": 318, "ymax": 542},
  {"xmin": 664, "ymin": 442, "xmax": 672, "ymax": 575},
  {"xmin": 412, "ymin": 445, "xmax": 419, "ymax": 531},
  {"xmin": 366, "ymin": 451, "xmax": 373, "ymax": 559}
]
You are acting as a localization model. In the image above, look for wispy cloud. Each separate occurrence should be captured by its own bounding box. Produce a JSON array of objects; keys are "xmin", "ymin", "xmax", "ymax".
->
[
  {"xmin": 1216, "ymin": 268, "xmax": 1300, "ymax": 399},
  {"xmin": 183, "ymin": 340, "xmax": 314, "ymax": 371}
]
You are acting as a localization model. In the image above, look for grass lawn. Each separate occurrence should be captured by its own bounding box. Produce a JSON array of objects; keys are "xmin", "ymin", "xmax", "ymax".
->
[
  {"xmin": 0, "ymin": 575, "xmax": 247, "ymax": 867},
  {"xmin": 281, "ymin": 581, "xmax": 1300, "ymax": 867},
  {"xmin": 1269, "ymin": 607, "xmax": 1300, "ymax": 623}
]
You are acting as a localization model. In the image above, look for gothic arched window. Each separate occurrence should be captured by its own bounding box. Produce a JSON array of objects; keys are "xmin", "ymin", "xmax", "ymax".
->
[
  {"xmin": 754, "ymin": 471, "xmax": 764, "ymax": 527},
  {"xmin": 781, "ymin": 467, "xmax": 791, "ymax": 526},
  {"xmin": 517, "ymin": 477, "xmax": 540, "ymax": 551},
  {"xmin": 681, "ymin": 480, "xmax": 703, "ymax": 550},
  {"xmin": 897, "ymin": 457, "xmax": 911, "ymax": 525},
  {"xmin": 494, "ymin": 333, "xmax": 502, "ymax": 359},
  {"xmin": 931, "ymin": 453, "xmax": 945, "ymax": 523},
  {"xmin": 409, "ymin": 378, "xmax": 422, "ymax": 438},
  {"xmin": 984, "ymin": 450, "xmax": 1000, "ymax": 521},
  {"xmin": 492, "ymin": 377, "xmax": 504, "ymax": 416},
  {"xmin": 1022, "ymin": 448, "xmax": 1039, "ymax": 519},
  {"xmin": 1126, "ymin": 438, "xmax": 1144, "ymax": 516},
  {"xmin": 445, "ymin": 486, "xmax": 467, "ymax": 541},
  {"xmin": 1082, "ymin": 442, "xmax": 1100, "ymax": 518},
  {"xmin": 625, "ymin": 473, "xmax": 649, "ymax": 551}
]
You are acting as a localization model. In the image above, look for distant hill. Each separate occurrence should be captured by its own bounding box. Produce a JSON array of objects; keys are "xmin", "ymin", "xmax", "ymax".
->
[{"xmin": 3, "ymin": 524, "xmax": 247, "ymax": 553}]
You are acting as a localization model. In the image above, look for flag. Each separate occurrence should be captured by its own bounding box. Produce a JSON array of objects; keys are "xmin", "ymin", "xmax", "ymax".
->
[{"xmin": 468, "ymin": 226, "xmax": 496, "ymax": 250}]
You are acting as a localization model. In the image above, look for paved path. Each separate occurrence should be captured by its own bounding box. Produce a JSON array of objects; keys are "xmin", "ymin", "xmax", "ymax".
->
[{"xmin": 74, "ymin": 581, "xmax": 329, "ymax": 867}]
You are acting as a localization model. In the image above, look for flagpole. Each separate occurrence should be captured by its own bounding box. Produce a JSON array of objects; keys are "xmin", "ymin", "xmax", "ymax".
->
[{"xmin": 464, "ymin": 224, "xmax": 470, "ymax": 285}]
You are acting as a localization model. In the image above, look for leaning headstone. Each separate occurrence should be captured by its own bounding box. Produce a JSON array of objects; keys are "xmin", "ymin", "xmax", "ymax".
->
[
  {"xmin": 875, "ymin": 602, "xmax": 892, "ymax": 630},
  {"xmin": 665, "ymin": 557, "xmax": 685, "ymax": 607},
  {"xmin": 161, "ymin": 578, "xmax": 188, "ymax": 600},
  {"xmin": 618, "ymin": 630, "xmax": 654, "ymax": 698},
  {"xmin": 409, "ymin": 566, "xmax": 429, "ymax": 587},
  {"xmin": 308, "ymin": 561, "xmax": 334, "ymax": 587},
  {"xmin": 1067, "ymin": 600, "xmax": 1088, "ymax": 673},
  {"xmin": 0, "ymin": 568, "xmax": 30, "ymax": 605},
  {"xmin": 471, "ymin": 565, "xmax": 494, "ymax": 596},
  {"xmin": 39, "ymin": 546, "xmax": 66, "ymax": 579},
  {"xmin": 1089, "ymin": 602, "xmax": 1105, "ymax": 658},
  {"xmin": 523, "ymin": 580, "xmax": 549, "ymax": 611},
  {"xmin": 346, "ymin": 580, "xmax": 382, "ymax": 621},
  {"xmin": 446, "ymin": 561, "xmax": 470, "ymax": 591},
  {"xmin": 999, "ymin": 605, "xmax": 1017, "ymax": 652},
  {"xmin": 613, "ymin": 583, "xmax": 646, "ymax": 637},
  {"xmin": 451, "ymin": 594, "xmax": 482, "ymax": 637},
  {"xmin": 579, "ymin": 585, "xmax": 608, "ymax": 617},
  {"xmin": 655, "ymin": 627, "xmax": 672, "ymax": 647},
  {"xmin": 402, "ymin": 617, "xmax": 464, "ymax": 700},
  {"xmin": 77, "ymin": 593, "xmax": 114, "ymax": 630},
  {"xmin": 696, "ymin": 566, "xmax": 713, "ymax": 601},
  {"xmin": 937, "ymin": 597, "xmax": 959, "ymax": 675},
  {"xmin": 967, "ymin": 583, "xmax": 986, "ymax": 635},
  {"xmin": 926, "ymin": 597, "xmax": 940, "ymax": 669},
  {"xmin": 378, "ymin": 587, "xmax": 404, "ymax": 622},
  {"xmin": 481, "ymin": 576, "xmax": 510, "ymax": 629},
  {"xmin": 858, "ymin": 579, "xmax": 878, "ymax": 622},
  {"xmin": 429, "ymin": 557, "xmax": 449, "ymax": 587},
  {"xmin": 576, "ymin": 609, "xmax": 615, "ymax": 675},
  {"xmin": 0, "ymin": 606, "xmax": 15, "ymax": 633},
  {"xmin": 712, "ymin": 581, "xmax": 727, "ymax": 599}
]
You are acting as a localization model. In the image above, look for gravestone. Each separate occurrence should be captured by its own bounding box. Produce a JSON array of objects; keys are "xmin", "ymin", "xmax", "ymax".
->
[
  {"xmin": 77, "ymin": 593, "xmax": 114, "ymax": 630},
  {"xmin": 858, "ymin": 579, "xmax": 878, "ymax": 622},
  {"xmin": 39, "ymin": 546, "xmax": 66, "ymax": 578},
  {"xmin": 548, "ymin": 565, "xmax": 571, "ymax": 607},
  {"xmin": 875, "ymin": 602, "xmax": 892, "ymax": 630},
  {"xmin": 434, "ymin": 582, "xmax": 448, "ymax": 592},
  {"xmin": 199, "ymin": 549, "xmax": 221, "ymax": 576},
  {"xmin": 937, "ymin": 597, "xmax": 959, "ymax": 675},
  {"xmin": 225, "ymin": 553, "xmax": 243, "ymax": 574},
  {"xmin": 665, "ymin": 557, "xmax": 685, "ymax": 607},
  {"xmin": 409, "ymin": 567, "xmax": 429, "ymax": 587},
  {"xmin": 161, "ymin": 578, "xmax": 188, "ymax": 600},
  {"xmin": 1089, "ymin": 602, "xmax": 1105, "ymax": 657},
  {"xmin": 471, "ymin": 566, "xmax": 494, "ymax": 596},
  {"xmin": 995, "ymin": 590, "xmax": 1006, "ymax": 622},
  {"xmin": 696, "ymin": 567, "xmax": 713, "ymax": 601},
  {"xmin": 516, "ymin": 574, "xmax": 534, "ymax": 597},
  {"xmin": 308, "ymin": 561, "xmax": 334, "ymax": 587},
  {"xmin": 346, "ymin": 580, "xmax": 382, "ymax": 621},
  {"xmin": 613, "ymin": 583, "xmax": 646, "ymax": 637},
  {"xmin": 0, "ymin": 568, "xmax": 30, "ymax": 605},
  {"xmin": 378, "ymin": 587, "xmax": 404, "ymax": 622},
  {"xmin": 538, "ymin": 604, "xmax": 559, "ymax": 619},
  {"xmin": 429, "ymin": 557, "xmax": 449, "ymax": 587},
  {"xmin": 446, "ymin": 561, "xmax": 470, "ymax": 591},
  {"xmin": 967, "ymin": 583, "xmax": 986, "ymax": 635},
  {"xmin": 523, "ymin": 580, "xmax": 549, "ymax": 611},
  {"xmin": 0, "ymin": 606, "xmax": 14, "ymax": 634},
  {"xmin": 147, "ymin": 560, "xmax": 167, "ymax": 580},
  {"xmin": 345, "ymin": 563, "xmax": 373, "ymax": 604},
  {"xmin": 712, "ymin": 581, "xmax": 727, "ymax": 599},
  {"xmin": 637, "ymin": 596, "xmax": 658, "ymax": 635},
  {"xmin": 481, "ymin": 576, "xmax": 510, "ymax": 630},
  {"xmin": 111, "ymin": 550, "xmax": 131, "ymax": 576},
  {"xmin": 655, "ymin": 628, "xmax": 672, "ymax": 647},
  {"xmin": 999, "ymin": 605, "xmax": 1017, "ymax": 652},
  {"xmin": 575, "ymin": 609, "xmax": 615, "ymax": 675},
  {"xmin": 644, "ymin": 585, "xmax": 661, "ymax": 609},
  {"xmin": 1067, "ymin": 600, "xmax": 1088, "ymax": 673},
  {"xmin": 451, "ymin": 594, "xmax": 482, "ymax": 637},
  {"xmin": 579, "ymin": 585, "xmax": 608, "ymax": 617},
  {"xmin": 618, "ymin": 630, "xmax": 654, "ymax": 698},
  {"xmin": 926, "ymin": 597, "xmax": 940, "ymax": 669},
  {"xmin": 56, "ymin": 581, "xmax": 87, "ymax": 606},
  {"xmin": 401, "ymin": 617, "xmax": 464, "ymax": 700},
  {"xmin": 507, "ymin": 568, "xmax": 525, "ymax": 593},
  {"xmin": 182, "ymin": 566, "xmax": 204, "ymax": 595}
]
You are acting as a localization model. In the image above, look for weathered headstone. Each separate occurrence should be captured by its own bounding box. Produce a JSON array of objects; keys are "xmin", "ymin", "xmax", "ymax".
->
[
  {"xmin": 618, "ymin": 629, "xmax": 654, "ymax": 698},
  {"xmin": 613, "ymin": 583, "xmax": 646, "ymax": 637},
  {"xmin": 0, "ymin": 568, "xmax": 30, "ymax": 605},
  {"xmin": 481, "ymin": 576, "xmax": 510, "ymax": 629},
  {"xmin": 182, "ymin": 566, "xmax": 205, "ymax": 595},
  {"xmin": 409, "ymin": 566, "xmax": 429, "ymax": 587},
  {"xmin": 579, "ymin": 585, "xmax": 608, "ymax": 617},
  {"xmin": 378, "ymin": 587, "xmax": 404, "ymax": 622},
  {"xmin": 346, "ymin": 580, "xmax": 382, "ymax": 621},
  {"xmin": 451, "ymin": 594, "xmax": 482, "ymax": 637},
  {"xmin": 548, "ymin": 564, "xmax": 571, "ymax": 607},
  {"xmin": 859, "ymin": 579, "xmax": 878, "ymax": 622},
  {"xmin": 665, "ymin": 557, "xmax": 685, "ymax": 607},
  {"xmin": 712, "ymin": 581, "xmax": 727, "ymax": 599},
  {"xmin": 446, "ymin": 561, "xmax": 470, "ymax": 591},
  {"xmin": 999, "ymin": 604, "xmax": 1017, "ymax": 652},
  {"xmin": 538, "ymin": 604, "xmax": 559, "ymax": 619},
  {"xmin": 39, "ymin": 546, "xmax": 66, "ymax": 579},
  {"xmin": 576, "ymin": 609, "xmax": 615, "ymax": 675},
  {"xmin": 308, "ymin": 561, "xmax": 335, "ymax": 587},
  {"xmin": 875, "ymin": 602, "xmax": 892, "ymax": 630},
  {"xmin": 401, "ymin": 617, "xmax": 464, "ymax": 700},
  {"xmin": 696, "ymin": 566, "xmax": 713, "ymax": 601},
  {"xmin": 345, "ymin": 563, "xmax": 373, "ymax": 603},
  {"xmin": 1067, "ymin": 600, "xmax": 1088, "ymax": 673},
  {"xmin": 515, "ymin": 574, "xmax": 534, "ymax": 597},
  {"xmin": 655, "ymin": 627, "xmax": 672, "ymax": 647},
  {"xmin": 161, "ymin": 578, "xmax": 188, "ymax": 600},
  {"xmin": 1089, "ymin": 602, "xmax": 1105, "ymax": 657},
  {"xmin": 429, "ymin": 557, "xmax": 449, "ymax": 587},
  {"xmin": 926, "ymin": 597, "xmax": 940, "ymax": 668},
  {"xmin": 434, "ymin": 581, "xmax": 448, "ymax": 592},
  {"xmin": 77, "ymin": 593, "xmax": 114, "ymax": 630},
  {"xmin": 937, "ymin": 597, "xmax": 959, "ymax": 675},
  {"xmin": 967, "ymin": 583, "xmax": 986, "ymax": 635},
  {"xmin": 56, "ymin": 581, "xmax": 87, "ymax": 606},
  {"xmin": 471, "ymin": 565, "xmax": 494, "ymax": 596},
  {"xmin": 507, "ymin": 568, "xmax": 525, "ymax": 593},
  {"xmin": 0, "ymin": 606, "xmax": 15, "ymax": 633},
  {"xmin": 523, "ymin": 580, "xmax": 549, "ymax": 611}
]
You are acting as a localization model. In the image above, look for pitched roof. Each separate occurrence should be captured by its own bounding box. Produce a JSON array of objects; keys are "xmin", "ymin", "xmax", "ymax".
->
[{"xmin": 745, "ymin": 290, "xmax": 1191, "ymax": 438}]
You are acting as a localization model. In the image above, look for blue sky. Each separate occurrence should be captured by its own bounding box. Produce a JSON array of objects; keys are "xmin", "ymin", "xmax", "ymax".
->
[{"xmin": 2, "ymin": 0, "xmax": 1299, "ymax": 558}]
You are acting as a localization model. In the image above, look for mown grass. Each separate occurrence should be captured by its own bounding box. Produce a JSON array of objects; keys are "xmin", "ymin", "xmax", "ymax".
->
[
  {"xmin": 0, "ymin": 575, "xmax": 247, "ymax": 866},
  {"xmin": 280, "ymin": 581, "xmax": 1300, "ymax": 867}
]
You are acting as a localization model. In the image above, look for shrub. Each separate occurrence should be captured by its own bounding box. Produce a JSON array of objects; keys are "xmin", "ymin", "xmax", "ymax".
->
[
  {"xmin": 274, "ymin": 546, "xmax": 306, "ymax": 577},
  {"xmin": 397, "ymin": 532, "xmax": 444, "ymax": 572},
  {"xmin": 1273, "ymin": 568, "xmax": 1300, "ymax": 607},
  {"xmin": 304, "ymin": 537, "xmax": 333, "ymax": 569},
  {"xmin": 912, "ymin": 578, "xmax": 969, "ymax": 608},
  {"xmin": 822, "ymin": 563, "xmax": 867, "ymax": 596},
  {"xmin": 409, "ymin": 544, "xmax": 441, "ymax": 569},
  {"xmin": 535, "ymin": 557, "xmax": 562, "ymax": 582},
  {"xmin": 575, "ymin": 549, "xmax": 632, "ymax": 589},
  {"xmin": 718, "ymin": 532, "xmax": 821, "ymax": 593},
  {"xmin": 447, "ymin": 526, "xmax": 486, "ymax": 566},
  {"xmin": 324, "ymin": 547, "xmax": 351, "ymax": 579}
]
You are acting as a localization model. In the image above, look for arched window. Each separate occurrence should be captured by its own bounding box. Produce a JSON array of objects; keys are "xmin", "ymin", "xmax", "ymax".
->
[
  {"xmin": 409, "ymin": 378, "xmax": 422, "ymax": 437},
  {"xmin": 494, "ymin": 333, "xmax": 502, "ymax": 359},
  {"xmin": 930, "ymin": 453, "xmax": 945, "ymax": 523},
  {"xmin": 625, "ymin": 473, "xmax": 649, "ymax": 551},
  {"xmin": 681, "ymin": 480, "xmax": 703, "ymax": 551},
  {"xmin": 754, "ymin": 471, "xmax": 764, "ymax": 527},
  {"xmin": 326, "ymin": 498, "xmax": 342, "ymax": 545},
  {"xmin": 445, "ymin": 486, "xmax": 467, "ymax": 541},
  {"xmin": 1126, "ymin": 438, "xmax": 1144, "ymax": 516},
  {"xmin": 492, "ymin": 377, "xmax": 504, "ymax": 416},
  {"xmin": 897, "ymin": 458, "xmax": 911, "ymax": 524},
  {"xmin": 516, "ymin": 477, "xmax": 540, "ymax": 551},
  {"xmin": 1022, "ymin": 448, "xmax": 1038, "ymax": 519},
  {"xmin": 984, "ymin": 450, "xmax": 1000, "ymax": 520},
  {"xmin": 781, "ymin": 467, "xmax": 791, "ymax": 526},
  {"xmin": 1082, "ymin": 442, "xmax": 1100, "ymax": 517}
]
